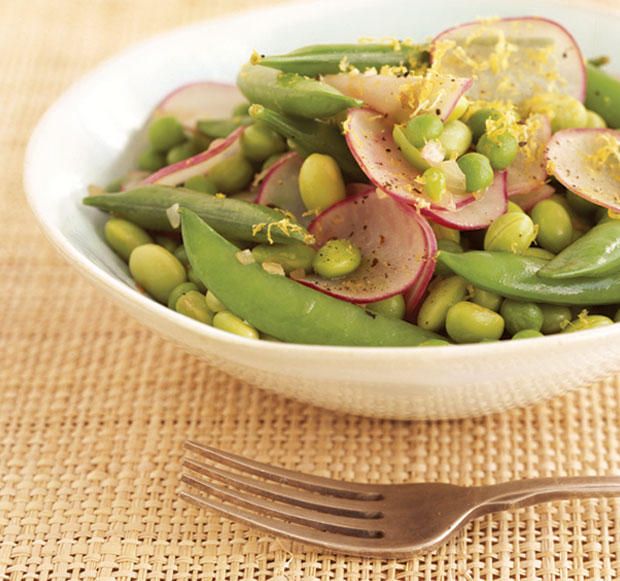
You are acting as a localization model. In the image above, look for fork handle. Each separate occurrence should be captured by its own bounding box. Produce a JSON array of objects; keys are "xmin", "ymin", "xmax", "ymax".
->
[{"xmin": 479, "ymin": 476, "xmax": 620, "ymax": 512}]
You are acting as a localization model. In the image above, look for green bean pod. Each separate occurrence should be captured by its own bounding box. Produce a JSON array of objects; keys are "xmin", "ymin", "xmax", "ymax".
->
[
  {"xmin": 249, "ymin": 104, "xmax": 364, "ymax": 181},
  {"xmin": 83, "ymin": 185, "xmax": 310, "ymax": 245},
  {"xmin": 438, "ymin": 250, "xmax": 620, "ymax": 305},
  {"xmin": 237, "ymin": 64, "xmax": 362, "ymax": 119},
  {"xmin": 538, "ymin": 221, "xmax": 620, "ymax": 279},
  {"xmin": 181, "ymin": 209, "xmax": 440, "ymax": 346},
  {"xmin": 258, "ymin": 43, "xmax": 430, "ymax": 76},
  {"xmin": 586, "ymin": 64, "xmax": 620, "ymax": 129}
]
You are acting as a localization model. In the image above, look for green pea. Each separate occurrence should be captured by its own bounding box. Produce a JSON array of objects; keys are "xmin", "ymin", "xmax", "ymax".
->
[
  {"xmin": 445, "ymin": 301, "xmax": 505, "ymax": 343},
  {"xmin": 184, "ymin": 175, "xmax": 218, "ymax": 194},
  {"xmin": 251, "ymin": 242, "xmax": 316, "ymax": 274},
  {"xmin": 523, "ymin": 247, "xmax": 555, "ymax": 260},
  {"xmin": 484, "ymin": 212, "xmax": 537, "ymax": 254},
  {"xmin": 431, "ymin": 223, "xmax": 460, "ymax": 244},
  {"xmin": 153, "ymin": 234, "xmax": 179, "ymax": 254},
  {"xmin": 512, "ymin": 329, "xmax": 543, "ymax": 340},
  {"xmin": 104, "ymin": 218, "xmax": 153, "ymax": 261},
  {"xmin": 312, "ymin": 239, "xmax": 362, "ymax": 279},
  {"xmin": 175, "ymin": 290, "xmax": 213, "ymax": 324},
  {"xmin": 206, "ymin": 291, "xmax": 227, "ymax": 313},
  {"xmin": 531, "ymin": 199, "xmax": 573, "ymax": 254},
  {"xmin": 476, "ymin": 132, "xmax": 519, "ymax": 170},
  {"xmin": 298, "ymin": 153, "xmax": 346, "ymax": 212},
  {"xmin": 500, "ymin": 299, "xmax": 544, "ymax": 335},
  {"xmin": 435, "ymin": 239, "xmax": 463, "ymax": 277},
  {"xmin": 566, "ymin": 190, "xmax": 598, "ymax": 216},
  {"xmin": 167, "ymin": 281, "xmax": 199, "ymax": 309},
  {"xmin": 539, "ymin": 304, "xmax": 572, "ymax": 334},
  {"xmin": 137, "ymin": 147, "xmax": 166, "ymax": 172},
  {"xmin": 166, "ymin": 141, "xmax": 200, "ymax": 165},
  {"xmin": 213, "ymin": 311, "xmax": 259, "ymax": 339},
  {"xmin": 190, "ymin": 131, "xmax": 213, "ymax": 151},
  {"xmin": 105, "ymin": 177, "xmax": 123, "ymax": 193},
  {"xmin": 129, "ymin": 244, "xmax": 187, "ymax": 303},
  {"xmin": 262, "ymin": 153, "xmax": 284, "ymax": 171},
  {"xmin": 208, "ymin": 154, "xmax": 254, "ymax": 194},
  {"xmin": 562, "ymin": 314, "xmax": 614, "ymax": 333},
  {"xmin": 417, "ymin": 275, "xmax": 468, "ymax": 332},
  {"xmin": 148, "ymin": 116, "xmax": 186, "ymax": 152},
  {"xmin": 241, "ymin": 122, "xmax": 286, "ymax": 162},
  {"xmin": 366, "ymin": 294, "xmax": 406, "ymax": 320},
  {"xmin": 403, "ymin": 114, "xmax": 444, "ymax": 148},
  {"xmin": 471, "ymin": 287, "xmax": 502, "ymax": 312},
  {"xmin": 438, "ymin": 120, "xmax": 473, "ymax": 159},
  {"xmin": 419, "ymin": 338, "xmax": 451, "ymax": 346},
  {"xmin": 507, "ymin": 201, "xmax": 524, "ymax": 213},
  {"xmin": 233, "ymin": 102, "xmax": 251, "ymax": 116},
  {"xmin": 585, "ymin": 110, "xmax": 607, "ymax": 128},
  {"xmin": 466, "ymin": 108, "xmax": 500, "ymax": 142},
  {"xmin": 173, "ymin": 244, "xmax": 190, "ymax": 267},
  {"xmin": 457, "ymin": 152, "xmax": 494, "ymax": 192},
  {"xmin": 551, "ymin": 96, "xmax": 588, "ymax": 132},
  {"xmin": 422, "ymin": 167, "xmax": 447, "ymax": 202},
  {"xmin": 187, "ymin": 266, "xmax": 206, "ymax": 293}
]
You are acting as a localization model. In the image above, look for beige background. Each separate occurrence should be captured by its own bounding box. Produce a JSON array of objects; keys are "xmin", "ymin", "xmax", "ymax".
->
[{"xmin": 1, "ymin": 0, "xmax": 619, "ymax": 579}]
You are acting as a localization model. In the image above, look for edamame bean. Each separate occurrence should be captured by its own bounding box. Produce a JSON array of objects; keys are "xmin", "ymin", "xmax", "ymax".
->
[
  {"xmin": 476, "ymin": 131, "xmax": 519, "ymax": 170},
  {"xmin": 585, "ymin": 110, "xmax": 607, "ymax": 128},
  {"xmin": 435, "ymin": 239, "xmax": 463, "ymax": 277},
  {"xmin": 104, "ymin": 218, "xmax": 152, "ymax": 261},
  {"xmin": 105, "ymin": 177, "xmax": 123, "ymax": 193},
  {"xmin": 148, "ymin": 116, "xmax": 186, "ymax": 152},
  {"xmin": 213, "ymin": 311, "xmax": 259, "ymax": 339},
  {"xmin": 566, "ymin": 190, "xmax": 598, "ymax": 216},
  {"xmin": 531, "ymin": 199, "xmax": 573, "ymax": 254},
  {"xmin": 312, "ymin": 239, "xmax": 362, "ymax": 279},
  {"xmin": 512, "ymin": 329, "xmax": 543, "ymax": 340},
  {"xmin": 551, "ymin": 96, "xmax": 588, "ymax": 132},
  {"xmin": 539, "ymin": 304, "xmax": 572, "ymax": 334},
  {"xmin": 137, "ymin": 147, "xmax": 166, "ymax": 172},
  {"xmin": 457, "ymin": 152, "xmax": 494, "ymax": 192},
  {"xmin": 366, "ymin": 294, "xmax": 406, "ymax": 319},
  {"xmin": 298, "ymin": 153, "xmax": 346, "ymax": 212},
  {"xmin": 562, "ymin": 314, "xmax": 614, "ymax": 333},
  {"xmin": 500, "ymin": 299, "xmax": 544, "ymax": 335},
  {"xmin": 417, "ymin": 275, "xmax": 468, "ymax": 332},
  {"xmin": 507, "ymin": 201, "xmax": 524, "ymax": 213},
  {"xmin": 252, "ymin": 242, "xmax": 316, "ymax": 273},
  {"xmin": 184, "ymin": 175, "xmax": 218, "ymax": 194},
  {"xmin": 208, "ymin": 154, "xmax": 254, "ymax": 194},
  {"xmin": 241, "ymin": 122, "xmax": 286, "ymax": 162},
  {"xmin": 471, "ymin": 288, "xmax": 502, "ymax": 312},
  {"xmin": 167, "ymin": 141, "xmax": 200, "ymax": 165},
  {"xmin": 206, "ymin": 290, "xmax": 227, "ymax": 313},
  {"xmin": 438, "ymin": 120, "xmax": 472, "ymax": 159},
  {"xmin": 173, "ymin": 245, "xmax": 189, "ymax": 267},
  {"xmin": 419, "ymin": 338, "xmax": 451, "ymax": 346},
  {"xmin": 175, "ymin": 290, "xmax": 213, "ymax": 324},
  {"xmin": 187, "ymin": 266, "xmax": 207, "ymax": 293},
  {"xmin": 167, "ymin": 281, "xmax": 199, "ymax": 309},
  {"xmin": 484, "ymin": 212, "xmax": 537, "ymax": 254},
  {"xmin": 431, "ymin": 223, "xmax": 460, "ymax": 244},
  {"xmin": 445, "ymin": 301, "xmax": 505, "ymax": 343},
  {"xmin": 129, "ymin": 244, "xmax": 187, "ymax": 303},
  {"xmin": 422, "ymin": 167, "xmax": 447, "ymax": 202},
  {"xmin": 403, "ymin": 114, "xmax": 444, "ymax": 148},
  {"xmin": 154, "ymin": 234, "xmax": 179, "ymax": 254},
  {"xmin": 466, "ymin": 108, "xmax": 500, "ymax": 142},
  {"xmin": 523, "ymin": 247, "xmax": 555, "ymax": 260}
]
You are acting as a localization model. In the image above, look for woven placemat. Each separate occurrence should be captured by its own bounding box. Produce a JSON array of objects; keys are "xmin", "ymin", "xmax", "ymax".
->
[{"xmin": 2, "ymin": 1, "xmax": 619, "ymax": 579}]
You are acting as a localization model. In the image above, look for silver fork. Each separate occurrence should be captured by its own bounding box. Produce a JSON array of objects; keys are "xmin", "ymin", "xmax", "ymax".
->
[{"xmin": 180, "ymin": 441, "xmax": 620, "ymax": 558}]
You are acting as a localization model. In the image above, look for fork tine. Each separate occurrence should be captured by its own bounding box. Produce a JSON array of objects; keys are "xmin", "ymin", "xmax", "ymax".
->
[
  {"xmin": 183, "ymin": 458, "xmax": 382, "ymax": 518},
  {"xmin": 185, "ymin": 441, "xmax": 382, "ymax": 500},
  {"xmin": 181, "ymin": 474, "xmax": 382, "ymax": 537}
]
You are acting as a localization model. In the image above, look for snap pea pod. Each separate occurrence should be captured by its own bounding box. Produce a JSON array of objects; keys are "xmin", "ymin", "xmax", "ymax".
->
[
  {"xmin": 181, "ymin": 209, "xmax": 440, "ymax": 346},
  {"xmin": 586, "ymin": 64, "xmax": 620, "ymax": 128},
  {"xmin": 237, "ymin": 64, "xmax": 362, "ymax": 119},
  {"xmin": 249, "ymin": 104, "xmax": 365, "ymax": 181},
  {"xmin": 258, "ymin": 43, "xmax": 430, "ymax": 76},
  {"xmin": 83, "ymin": 185, "xmax": 310, "ymax": 245},
  {"xmin": 538, "ymin": 221, "xmax": 620, "ymax": 279},
  {"xmin": 437, "ymin": 251, "xmax": 620, "ymax": 305}
]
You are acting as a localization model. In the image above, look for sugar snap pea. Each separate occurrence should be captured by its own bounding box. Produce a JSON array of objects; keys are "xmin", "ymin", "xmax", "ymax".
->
[
  {"xmin": 438, "ymin": 251, "xmax": 620, "ymax": 305},
  {"xmin": 258, "ymin": 43, "xmax": 430, "ymax": 76},
  {"xmin": 83, "ymin": 185, "xmax": 311, "ymax": 245},
  {"xmin": 237, "ymin": 64, "xmax": 362, "ymax": 119},
  {"xmin": 586, "ymin": 64, "xmax": 620, "ymax": 129},
  {"xmin": 181, "ymin": 209, "xmax": 440, "ymax": 346}
]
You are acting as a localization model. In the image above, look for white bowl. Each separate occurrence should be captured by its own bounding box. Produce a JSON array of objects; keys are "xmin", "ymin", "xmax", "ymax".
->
[{"xmin": 24, "ymin": 0, "xmax": 620, "ymax": 420}]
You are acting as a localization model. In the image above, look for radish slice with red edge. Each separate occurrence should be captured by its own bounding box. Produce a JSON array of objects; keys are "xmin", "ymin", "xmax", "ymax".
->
[
  {"xmin": 298, "ymin": 188, "xmax": 436, "ymax": 303},
  {"xmin": 152, "ymin": 82, "xmax": 245, "ymax": 129},
  {"xmin": 432, "ymin": 17, "xmax": 586, "ymax": 103},
  {"xmin": 510, "ymin": 183, "xmax": 555, "ymax": 212},
  {"xmin": 403, "ymin": 235, "xmax": 437, "ymax": 321},
  {"xmin": 345, "ymin": 108, "xmax": 473, "ymax": 210},
  {"xmin": 423, "ymin": 171, "xmax": 508, "ymax": 230},
  {"xmin": 324, "ymin": 73, "xmax": 472, "ymax": 123},
  {"xmin": 545, "ymin": 128, "xmax": 620, "ymax": 212},
  {"xmin": 142, "ymin": 127, "xmax": 244, "ymax": 186}
]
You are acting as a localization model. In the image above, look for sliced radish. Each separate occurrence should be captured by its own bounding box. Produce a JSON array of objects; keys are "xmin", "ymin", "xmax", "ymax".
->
[
  {"xmin": 507, "ymin": 114, "xmax": 552, "ymax": 196},
  {"xmin": 404, "ymin": 236, "xmax": 437, "ymax": 320},
  {"xmin": 510, "ymin": 183, "xmax": 555, "ymax": 212},
  {"xmin": 423, "ymin": 171, "xmax": 508, "ymax": 230},
  {"xmin": 345, "ymin": 108, "xmax": 472, "ymax": 210},
  {"xmin": 152, "ymin": 82, "xmax": 245, "ymax": 129},
  {"xmin": 545, "ymin": 128, "xmax": 620, "ymax": 211},
  {"xmin": 346, "ymin": 182, "xmax": 374, "ymax": 196},
  {"xmin": 298, "ymin": 189, "xmax": 436, "ymax": 303},
  {"xmin": 142, "ymin": 127, "xmax": 244, "ymax": 186},
  {"xmin": 324, "ymin": 73, "xmax": 472, "ymax": 123},
  {"xmin": 432, "ymin": 17, "xmax": 586, "ymax": 103}
]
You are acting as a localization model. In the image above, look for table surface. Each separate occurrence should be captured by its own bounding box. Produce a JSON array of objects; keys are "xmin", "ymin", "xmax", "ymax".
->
[{"xmin": 2, "ymin": 1, "xmax": 619, "ymax": 579}]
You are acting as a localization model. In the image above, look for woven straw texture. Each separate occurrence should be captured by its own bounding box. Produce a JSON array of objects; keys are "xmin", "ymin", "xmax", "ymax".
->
[{"xmin": 2, "ymin": 0, "xmax": 620, "ymax": 579}]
